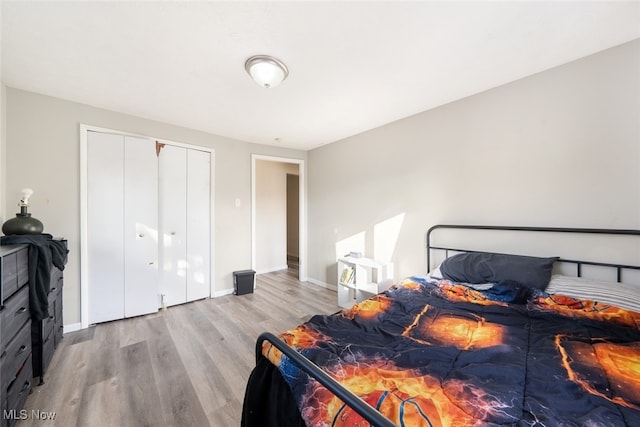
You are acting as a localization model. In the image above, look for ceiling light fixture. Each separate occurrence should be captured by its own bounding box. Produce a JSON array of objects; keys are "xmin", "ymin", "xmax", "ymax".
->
[{"xmin": 244, "ymin": 55, "xmax": 289, "ymax": 89}]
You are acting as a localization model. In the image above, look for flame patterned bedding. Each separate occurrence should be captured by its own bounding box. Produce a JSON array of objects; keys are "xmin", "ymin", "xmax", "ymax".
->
[{"xmin": 257, "ymin": 278, "xmax": 640, "ymax": 426}]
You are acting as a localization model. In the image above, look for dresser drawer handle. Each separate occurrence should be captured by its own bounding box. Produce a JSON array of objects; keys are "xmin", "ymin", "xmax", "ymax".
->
[
  {"xmin": 16, "ymin": 345, "xmax": 27, "ymax": 355},
  {"xmin": 16, "ymin": 307, "xmax": 27, "ymax": 315}
]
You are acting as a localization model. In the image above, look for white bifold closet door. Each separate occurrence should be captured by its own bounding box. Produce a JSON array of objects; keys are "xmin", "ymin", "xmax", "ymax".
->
[
  {"xmin": 87, "ymin": 132, "xmax": 159, "ymax": 324},
  {"xmin": 159, "ymin": 145, "xmax": 211, "ymax": 307}
]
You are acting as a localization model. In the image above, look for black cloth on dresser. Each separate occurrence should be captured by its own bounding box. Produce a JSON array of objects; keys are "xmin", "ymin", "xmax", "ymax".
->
[{"xmin": 1, "ymin": 233, "xmax": 68, "ymax": 321}]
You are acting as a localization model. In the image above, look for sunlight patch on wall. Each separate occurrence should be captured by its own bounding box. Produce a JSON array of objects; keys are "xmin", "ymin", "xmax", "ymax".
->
[
  {"xmin": 374, "ymin": 213, "xmax": 405, "ymax": 262},
  {"xmin": 334, "ymin": 213, "xmax": 405, "ymax": 263}
]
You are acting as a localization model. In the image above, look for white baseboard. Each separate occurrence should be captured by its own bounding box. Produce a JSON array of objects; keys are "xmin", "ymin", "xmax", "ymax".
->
[
  {"xmin": 306, "ymin": 277, "xmax": 337, "ymax": 292},
  {"xmin": 211, "ymin": 288, "xmax": 235, "ymax": 298},
  {"xmin": 64, "ymin": 322, "xmax": 83, "ymax": 333}
]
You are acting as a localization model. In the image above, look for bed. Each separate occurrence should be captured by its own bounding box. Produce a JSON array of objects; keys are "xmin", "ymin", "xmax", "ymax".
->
[{"xmin": 242, "ymin": 225, "xmax": 640, "ymax": 426}]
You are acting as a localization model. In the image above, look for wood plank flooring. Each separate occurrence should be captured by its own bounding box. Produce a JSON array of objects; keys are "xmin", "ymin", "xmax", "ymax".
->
[{"xmin": 17, "ymin": 269, "xmax": 339, "ymax": 427}]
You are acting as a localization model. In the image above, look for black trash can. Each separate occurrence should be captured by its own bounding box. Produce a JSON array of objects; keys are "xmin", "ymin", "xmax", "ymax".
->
[{"xmin": 233, "ymin": 270, "xmax": 256, "ymax": 295}]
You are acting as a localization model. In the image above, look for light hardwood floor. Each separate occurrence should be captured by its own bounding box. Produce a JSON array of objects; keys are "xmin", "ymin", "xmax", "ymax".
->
[{"xmin": 17, "ymin": 269, "xmax": 338, "ymax": 427}]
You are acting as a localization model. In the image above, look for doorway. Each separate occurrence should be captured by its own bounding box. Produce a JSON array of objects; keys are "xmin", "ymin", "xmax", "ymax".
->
[{"xmin": 251, "ymin": 155, "xmax": 306, "ymax": 281}]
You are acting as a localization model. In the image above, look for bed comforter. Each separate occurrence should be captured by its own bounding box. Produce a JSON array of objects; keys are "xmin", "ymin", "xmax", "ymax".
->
[{"xmin": 243, "ymin": 277, "xmax": 640, "ymax": 426}]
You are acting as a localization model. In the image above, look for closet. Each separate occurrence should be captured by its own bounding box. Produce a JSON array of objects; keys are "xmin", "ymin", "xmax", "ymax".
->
[{"xmin": 85, "ymin": 130, "xmax": 212, "ymax": 325}]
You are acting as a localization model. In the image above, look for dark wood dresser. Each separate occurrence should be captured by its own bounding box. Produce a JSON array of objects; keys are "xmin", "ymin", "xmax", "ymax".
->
[
  {"xmin": 0, "ymin": 245, "xmax": 33, "ymax": 425},
  {"xmin": 0, "ymin": 239, "xmax": 66, "ymax": 425}
]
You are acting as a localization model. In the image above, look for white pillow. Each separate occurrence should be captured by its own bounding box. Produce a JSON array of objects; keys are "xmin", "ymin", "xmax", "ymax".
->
[
  {"xmin": 546, "ymin": 274, "xmax": 640, "ymax": 313},
  {"xmin": 428, "ymin": 266, "xmax": 443, "ymax": 279},
  {"xmin": 427, "ymin": 265, "xmax": 493, "ymax": 290}
]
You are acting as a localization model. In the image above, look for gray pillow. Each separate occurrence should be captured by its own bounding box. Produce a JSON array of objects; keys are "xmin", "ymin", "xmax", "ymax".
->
[{"xmin": 440, "ymin": 252, "xmax": 559, "ymax": 290}]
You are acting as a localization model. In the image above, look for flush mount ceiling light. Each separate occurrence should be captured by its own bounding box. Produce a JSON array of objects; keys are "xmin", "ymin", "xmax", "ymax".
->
[{"xmin": 244, "ymin": 55, "xmax": 289, "ymax": 88}]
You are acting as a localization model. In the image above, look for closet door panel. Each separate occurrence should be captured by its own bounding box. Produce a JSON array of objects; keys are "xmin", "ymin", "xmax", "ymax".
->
[
  {"xmin": 159, "ymin": 145, "xmax": 187, "ymax": 306},
  {"xmin": 123, "ymin": 136, "xmax": 159, "ymax": 317},
  {"xmin": 187, "ymin": 149, "xmax": 211, "ymax": 301},
  {"xmin": 87, "ymin": 132, "xmax": 125, "ymax": 324}
]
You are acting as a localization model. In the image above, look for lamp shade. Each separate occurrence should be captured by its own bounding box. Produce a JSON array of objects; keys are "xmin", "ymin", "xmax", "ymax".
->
[{"xmin": 245, "ymin": 55, "xmax": 289, "ymax": 88}]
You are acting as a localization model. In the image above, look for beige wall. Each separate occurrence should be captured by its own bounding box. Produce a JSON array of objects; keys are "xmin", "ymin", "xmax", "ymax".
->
[
  {"xmin": 308, "ymin": 39, "xmax": 640, "ymax": 285},
  {"xmin": 4, "ymin": 88, "xmax": 307, "ymax": 326},
  {"xmin": 1, "ymin": 2, "xmax": 5, "ymax": 223},
  {"xmin": 0, "ymin": 83, "xmax": 4, "ymax": 224},
  {"xmin": 0, "ymin": 82, "xmax": 5, "ymax": 223}
]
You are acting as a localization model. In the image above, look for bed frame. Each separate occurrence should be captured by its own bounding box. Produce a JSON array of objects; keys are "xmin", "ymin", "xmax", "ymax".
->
[
  {"xmin": 257, "ymin": 224, "xmax": 640, "ymax": 427},
  {"xmin": 427, "ymin": 225, "xmax": 640, "ymax": 282}
]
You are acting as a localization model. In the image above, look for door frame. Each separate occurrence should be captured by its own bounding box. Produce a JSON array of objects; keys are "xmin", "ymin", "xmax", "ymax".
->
[
  {"xmin": 251, "ymin": 154, "xmax": 307, "ymax": 281},
  {"xmin": 80, "ymin": 124, "xmax": 215, "ymax": 329}
]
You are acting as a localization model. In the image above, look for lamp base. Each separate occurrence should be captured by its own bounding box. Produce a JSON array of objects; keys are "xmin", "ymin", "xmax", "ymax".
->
[{"xmin": 2, "ymin": 212, "xmax": 44, "ymax": 235}]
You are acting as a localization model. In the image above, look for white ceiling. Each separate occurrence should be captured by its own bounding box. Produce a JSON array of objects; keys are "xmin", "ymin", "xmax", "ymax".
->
[{"xmin": 2, "ymin": 1, "xmax": 639, "ymax": 150}]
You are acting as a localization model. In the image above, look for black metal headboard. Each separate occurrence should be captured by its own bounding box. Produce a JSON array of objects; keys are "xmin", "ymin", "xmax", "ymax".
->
[{"xmin": 426, "ymin": 225, "xmax": 640, "ymax": 282}]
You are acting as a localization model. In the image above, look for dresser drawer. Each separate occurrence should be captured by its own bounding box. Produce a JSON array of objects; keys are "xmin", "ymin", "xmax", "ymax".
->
[
  {"xmin": 49, "ymin": 267, "xmax": 62, "ymax": 293},
  {"xmin": 41, "ymin": 329, "xmax": 55, "ymax": 376},
  {"xmin": 48, "ymin": 274, "xmax": 61, "ymax": 312},
  {"xmin": 6, "ymin": 353, "xmax": 32, "ymax": 419},
  {"xmin": 1, "ymin": 253, "xmax": 17, "ymax": 303},
  {"xmin": 42, "ymin": 305, "xmax": 55, "ymax": 342},
  {"xmin": 55, "ymin": 298, "xmax": 64, "ymax": 345},
  {"xmin": 16, "ymin": 248, "xmax": 29, "ymax": 288},
  {"xmin": 1, "ymin": 286, "xmax": 30, "ymax": 347},
  {"xmin": 1, "ymin": 320, "xmax": 31, "ymax": 391},
  {"xmin": 0, "ymin": 248, "xmax": 28, "ymax": 304}
]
